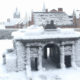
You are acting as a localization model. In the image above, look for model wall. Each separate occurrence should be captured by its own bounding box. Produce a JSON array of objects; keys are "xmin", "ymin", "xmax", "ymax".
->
[{"xmin": 75, "ymin": 39, "xmax": 80, "ymax": 66}]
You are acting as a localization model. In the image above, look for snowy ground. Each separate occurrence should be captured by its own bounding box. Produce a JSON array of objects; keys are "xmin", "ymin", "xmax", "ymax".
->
[
  {"xmin": 32, "ymin": 68, "xmax": 80, "ymax": 80},
  {"xmin": 0, "ymin": 40, "xmax": 27, "ymax": 80},
  {"xmin": 0, "ymin": 40, "xmax": 80, "ymax": 80}
]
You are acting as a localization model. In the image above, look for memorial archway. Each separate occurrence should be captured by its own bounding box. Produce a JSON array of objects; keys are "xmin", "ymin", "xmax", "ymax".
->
[{"xmin": 43, "ymin": 43, "xmax": 60, "ymax": 69}]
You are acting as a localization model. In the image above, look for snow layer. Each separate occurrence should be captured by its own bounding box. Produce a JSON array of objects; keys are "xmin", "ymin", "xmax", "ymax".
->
[
  {"xmin": 0, "ymin": 40, "xmax": 13, "ymax": 64},
  {"xmin": 6, "ymin": 53, "xmax": 16, "ymax": 71},
  {"xmin": 1, "ymin": 64, "xmax": 80, "ymax": 80},
  {"xmin": 12, "ymin": 25, "xmax": 80, "ymax": 40}
]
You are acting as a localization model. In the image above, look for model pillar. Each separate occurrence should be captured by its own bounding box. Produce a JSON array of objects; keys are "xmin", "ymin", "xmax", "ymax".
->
[
  {"xmin": 26, "ymin": 45, "xmax": 31, "ymax": 73},
  {"xmin": 60, "ymin": 45, "xmax": 65, "ymax": 68},
  {"xmin": 38, "ymin": 47, "xmax": 43, "ymax": 70},
  {"xmin": 71, "ymin": 43, "xmax": 77, "ymax": 68}
]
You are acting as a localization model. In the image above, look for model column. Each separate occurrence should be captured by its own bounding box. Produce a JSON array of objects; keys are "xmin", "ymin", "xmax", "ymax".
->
[
  {"xmin": 60, "ymin": 44, "xmax": 65, "ymax": 68},
  {"xmin": 38, "ymin": 46, "xmax": 43, "ymax": 71},
  {"xmin": 26, "ymin": 44, "xmax": 31, "ymax": 77},
  {"xmin": 71, "ymin": 43, "xmax": 77, "ymax": 68},
  {"xmin": 16, "ymin": 41, "xmax": 25, "ymax": 71}
]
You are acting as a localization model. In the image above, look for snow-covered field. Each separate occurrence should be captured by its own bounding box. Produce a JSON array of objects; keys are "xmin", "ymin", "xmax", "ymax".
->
[
  {"xmin": 0, "ymin": 40, "xmax": 13, "ymax": 64},
  {"xmin": 0, "ymin": 40, "xmax": 80, "ymax": 80},
  {"xmin": 0, "ymin": 40, "xmax": 27, "ymax": 80}
]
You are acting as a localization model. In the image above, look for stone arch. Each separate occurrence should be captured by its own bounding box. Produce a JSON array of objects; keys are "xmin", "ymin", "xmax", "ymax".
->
[{"xmin": 42, "ymin": 42, "xmax": 61, "ymax": 68}]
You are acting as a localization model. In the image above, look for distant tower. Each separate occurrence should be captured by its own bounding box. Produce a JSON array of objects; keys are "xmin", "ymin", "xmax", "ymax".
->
[
  {"xmin": 13, "ymin": 8, "xmax": 20, "ymax": 18},
  {"xmin": 73, "ymin": 10, "xmax": 80, "ymax": 28},
  {"xmin": 24, "ymin": 12, "xmax": 28, "ymax": 27},
  {"xmin": 28, "ymin": 10, "xmax": 34, "ymax": 26},
  {"xmin": 42, "ymin": 1, "xmax": 46, "ymax": 12},
  {"xmin": 31, "ymin": 10, "xmax": 34, "ymax": 24},
  {"xmin": 73, "ymin": 10, "xmax": 76, "ymax": 17},
  {"xmin": 73, "ymin": 10, "xmax": 77, "ymax": 26}
]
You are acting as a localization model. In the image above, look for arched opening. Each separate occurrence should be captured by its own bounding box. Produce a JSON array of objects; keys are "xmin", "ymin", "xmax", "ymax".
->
[{"xmin": 42, "ymin": 43, "xmax": 60, "ymax": 70}]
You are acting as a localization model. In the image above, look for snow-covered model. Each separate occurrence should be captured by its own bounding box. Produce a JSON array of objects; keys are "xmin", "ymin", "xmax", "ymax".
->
[{"xmin": 3, "ymin": 22, "xmax": 80, "ymax": 72}]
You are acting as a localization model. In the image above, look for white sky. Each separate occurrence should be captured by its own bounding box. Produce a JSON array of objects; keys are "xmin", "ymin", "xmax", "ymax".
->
[{"xmin": 0, "ymin": 0, "xmax": 80, "ymax": 22}]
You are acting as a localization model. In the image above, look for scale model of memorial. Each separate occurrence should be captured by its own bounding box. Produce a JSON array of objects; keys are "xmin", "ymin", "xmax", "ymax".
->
[{"xmin": 4, "ymin": 21, "xmax": 80, "ymax": 72}]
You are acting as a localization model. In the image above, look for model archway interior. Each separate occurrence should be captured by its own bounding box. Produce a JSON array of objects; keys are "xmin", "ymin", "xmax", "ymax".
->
[{"xmin": 43, "ymin": 43, "xmax": 61, "ymax": 69}]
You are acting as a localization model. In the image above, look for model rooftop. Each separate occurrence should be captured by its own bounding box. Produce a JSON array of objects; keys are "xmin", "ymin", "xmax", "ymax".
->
[{"xmin": 12, "ymin": 25, "xmax": 80, "ymax": 40}]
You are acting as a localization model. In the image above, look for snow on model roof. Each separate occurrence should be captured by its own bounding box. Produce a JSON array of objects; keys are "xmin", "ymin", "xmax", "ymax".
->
[{"xmin": 12, "ymin": 25, "xmax": 80, "ymax": 40}]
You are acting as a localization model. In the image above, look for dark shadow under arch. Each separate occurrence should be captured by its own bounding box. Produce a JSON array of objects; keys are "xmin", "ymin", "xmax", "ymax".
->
[{"xmin": 43, "ymin": 43, "xmax": 60, "ymax": 69}]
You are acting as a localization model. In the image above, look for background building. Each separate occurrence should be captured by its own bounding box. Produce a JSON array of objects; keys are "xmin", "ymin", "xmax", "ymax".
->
[
  {"xmin": 73, "ymin": 10, "xmax": 80, "ymax": 28},
  {"xmin": 29, "ymin": 3, "xmax": 80, "ymax": 28},
  {"xmin": 30, "ymin": 8, "xmax": 74, "ymax": 28},
  {"xmin": 5, "ymin": 8, "xmax": 27, "ymax": 29}
]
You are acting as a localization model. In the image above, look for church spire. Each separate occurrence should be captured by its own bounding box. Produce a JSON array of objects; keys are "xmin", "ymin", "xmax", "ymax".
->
[
  {"xmin": 13, "ymin": 8, "xmax": 20, "ymax": 18},
  {"xmin": 42, "ymin": 1, "xmax": 46, "ymax": 12},
  {"xmin": 24, "ymin": 12, "xmax": 28, "ymax": 27},
  {"xmin": 73, "ymin": 9, "xmax": 76, "ymax": 17}
]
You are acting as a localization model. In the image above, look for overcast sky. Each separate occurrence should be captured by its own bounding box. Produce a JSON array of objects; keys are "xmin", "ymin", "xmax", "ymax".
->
[{"xmin": 0, "ymin": 0, "xmax": 80, "ymax": 22}]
